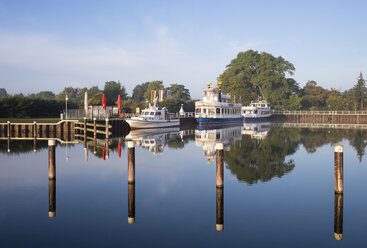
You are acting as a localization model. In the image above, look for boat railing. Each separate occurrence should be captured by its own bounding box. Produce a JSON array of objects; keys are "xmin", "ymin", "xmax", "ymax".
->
[{"xmin": 272, "ymin": 110, "xmax": 367, "ymax": 115}]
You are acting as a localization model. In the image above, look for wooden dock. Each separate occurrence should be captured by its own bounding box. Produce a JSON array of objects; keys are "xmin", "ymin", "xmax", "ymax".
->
[{"xmin": 271, "ymin": 110, "xmax": 367, "ymax": 124}]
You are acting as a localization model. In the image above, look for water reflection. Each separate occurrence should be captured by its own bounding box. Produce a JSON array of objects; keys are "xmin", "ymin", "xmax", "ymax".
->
[
  {"xmin": 195, "ymin": 125, "xmax": 242, "ymax": 163},
  {"xmin": 48, "ymin": 140, "xmax": 56, "ymax": 218},
  {"xmin": 125, "ymin": 127, "xmax": 181, "ymax": 155}
]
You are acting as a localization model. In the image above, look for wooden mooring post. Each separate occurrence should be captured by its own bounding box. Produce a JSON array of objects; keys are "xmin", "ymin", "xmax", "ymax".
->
[
  {"xmin": 216, "ymin": 143, "xmax": 224, "ymax": 188},
  {"xmin": 7, "ymin": 121, "xmax": 10, "ymax": 138},
  {"xmin": 128, "ymin": 183, "xmax": 135, "ymax": 224},
  {"xmin": 128, "ymin": 141, "xmax": 135, "ymax": 184},
  {"xmin": 33, "ymin": 121, "xmax": 37, "ymax": 152},
  {"xmin": 334, "ymin": 145, "xmax": 343, "ymax": 194},
  {"xmin": 93, "ymin": 118, "xmax": 97, "ymax": 154},
  {"xmin": 105, "ymin": 118, "xmax": 109, "ymax": 159},
  {"xmin": 48, "ymin": 140, "xmax": 56, "ymax": 180},
  {"xmin": 48, "ymin": 139, "xmax": 56, "ymax": 218},
  {"xmin": 334, "ymin": 145, "xmax": 343, "ymax": 240}
]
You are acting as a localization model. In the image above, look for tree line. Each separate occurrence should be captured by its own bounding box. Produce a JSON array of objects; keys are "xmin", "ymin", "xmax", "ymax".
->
[
  {"xmin": 1, "ymin": 49, "xmax": 366, "ymax": 118},
  {"xmin": 219, "ymin": 49, "xmax": 366, "ymax": 111},
  {"xmin": 0, "ymin": 80, "xmax": 193, "ymax": 118}
]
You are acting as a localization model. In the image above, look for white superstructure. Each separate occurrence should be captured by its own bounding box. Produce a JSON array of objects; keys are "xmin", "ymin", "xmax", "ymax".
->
[
  {"xmin": 242, "ymin": 100, "xmax": 271, "ymax": 120},
  {"xmin": 126, "ymin": 103, "xmax": 179, "ymax": 129}
]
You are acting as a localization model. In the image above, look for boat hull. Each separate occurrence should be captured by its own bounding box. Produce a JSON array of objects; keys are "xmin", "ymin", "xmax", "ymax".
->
[
  {"xmin": 126, "ymin": 119, "xmax": 180, "ymax": 130},
  {"xmin": 243, "ymin": 116, "xmax": 271, "ymax": 122},
  {"xmin": 197, "ymin": 117, "xmax": 243, "ymax": 126}
]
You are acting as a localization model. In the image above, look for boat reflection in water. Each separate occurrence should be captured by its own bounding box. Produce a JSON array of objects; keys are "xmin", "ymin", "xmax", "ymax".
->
[
  {"xmin": 242, "ymin": 122, "xmax": 271, "ymax": 140},
  {"xmin": 195, "ymin": 124, "xmax": 242, "ymax": 163},
  {"xmin": 124, "ymin": 127, "xmax": 181, "ymax": 155}
]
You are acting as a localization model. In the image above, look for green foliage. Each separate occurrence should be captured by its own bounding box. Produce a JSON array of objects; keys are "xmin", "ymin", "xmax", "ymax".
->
[
  {"xmin": 286, "ymin": 95, "xmax": 302, "ymax": 110},
  {"xmin": 132, "ymin": 82, "xmax": 149, "ymax": 101},
  {"xmin": 158, "ymin": 98, "xmax": 195, "ymax": 113},
  {"xmin": 88, "ymin": 93, "xmax": 103, "ymax": 105},
  {"xmin": 218, "ymin": 50, "xmax": 296, "ymax": 106},
  {"xmin": 144, "ymin": 81, "xmax": 164, "ymax": 101},
  {"xmin": 0, "ymin": 88, "xmax": 8, "ymax": 97},
  {"xmin": 103, "ymin": 81, "xmax": 127, "ymax": 105},
  {"xmin": 0, "ymin": 95, "xmax": 76, "ymax": 118},
  {"xmin": 353, "ymin": 72, "xmax": 366, "ymax": 110},
  {"xmin": 167, "ymin": 83, "xmax": 191, "ymax": 101},
  {"xmin": 326, "ymin": 90, "xmax": 346, "ymax": 110}
]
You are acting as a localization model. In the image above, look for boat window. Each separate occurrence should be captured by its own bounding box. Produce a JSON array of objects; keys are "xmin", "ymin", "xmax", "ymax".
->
[
  {"xmin": 158, "ymin": 112, "xmax": 161, "ymax": 115},
  {"xmin": 209, "ymin": 108, "xmax": 215, "ymax": 115},
  {"xmin": 202, "ymin": 108, "xmax": 207, "ymax": 114},
  {"xmin": 254, "ymin": 110, "xmax": 258, "ymax": 114},
  {"xmin": 195, "ymin": 108, "xmax": 200, "ymax": 114},
  {"xmin": 150, "ymin": 112, "xmax": 154, "ymax": 115},
  {"xmin": 144, "ymin": 112, "xmax": 149, "ymax": 115},
  {"xmin": 216, "ymin": 108, "xmax": 220, "ymax": 114}
]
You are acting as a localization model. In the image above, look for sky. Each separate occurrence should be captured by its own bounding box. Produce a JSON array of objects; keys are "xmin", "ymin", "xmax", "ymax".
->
[{"xmin": 0, "ymin": 0, "xmax": 366, "ymax": 99}]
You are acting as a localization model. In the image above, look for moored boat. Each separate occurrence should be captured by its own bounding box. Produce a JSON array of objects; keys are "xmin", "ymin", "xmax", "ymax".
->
[
  {"xmin": 126, "ymin": 103, "xmax": 179, "ymax": 130},
  {"xmin": 195, "ymin": 82, "xmax": 242, "ymax": 125},
  {"xmin": 242, "ymin": 99, "xmax": 271, "ymax": 121}
]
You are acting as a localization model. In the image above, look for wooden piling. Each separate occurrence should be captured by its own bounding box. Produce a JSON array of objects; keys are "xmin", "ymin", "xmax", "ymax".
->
[
  {"xmin": 334, "ymin": 193, "xmax": 343, "ymax": 240},
  {"xmin": 216, "ymin": 143, "xmax": 224, "ymax": 188},
  {"xmin": 334, "ymin": 145, "xmax": 343, "ymax": 194},
  {"xmin": 128, "ymin": 141, "xmax": 135, "ymax": 184},
  {"xmin": 7, "ymin": 121, "xmax": 10, "ymax": 138},
  {"xmin": 105, "ymin": 118, "xmax": 109, "ymax": 159},
  {"xmin": 48, "ymin": 140, "xmax": 56, "ymax": 180},
  {"xmin": 49, "ymin": 177, "xmax": 56, "ymax": 218},
  {"xmin": 216, "ymin": 187, "xmax": 224, "ymax": 231},
  {"xmin": 128, "ymin": 183, "xmax": 135, "ymax": 224}
]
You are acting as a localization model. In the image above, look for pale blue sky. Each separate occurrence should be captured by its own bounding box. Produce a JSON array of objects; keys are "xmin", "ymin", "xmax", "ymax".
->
[{"xmin": 0, "ymin": 0, "xmax": 366, "ymax": 98}]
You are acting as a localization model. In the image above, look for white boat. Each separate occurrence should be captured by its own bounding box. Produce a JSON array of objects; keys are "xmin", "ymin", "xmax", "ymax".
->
[
  {"xmin": 125, "ymin": 127, "xmax": 180, "ymax": 155},
  {"xmin": 126, "ymin": 103, "xmax": 179, "ymax": 130},
  {"xmin": 242, "ymin": 99, "xmax": 271, "ymax": 121},
  {"xmin": 195, "ymin": 82, "xmax": 242, "ymax": 125},
  {"xmin": 242, "ymin": 122, "xmax": 270, "ymax": 140},
  {"xmin": 195, "ymin": 125, "xmax": 242, "ymax": 163}
]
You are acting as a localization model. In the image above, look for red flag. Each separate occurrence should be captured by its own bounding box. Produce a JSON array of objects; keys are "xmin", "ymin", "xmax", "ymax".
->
[
  {"xmin": 117, "ymin": 95, "xmax": 121, "ymax": 111},
  {"xmin": 118, "ymin": 141, "xmax": 121, "ymax": 158},
  {"xmin": 102, "ymin": 94, "xmax": 106, "ymax": 110}
]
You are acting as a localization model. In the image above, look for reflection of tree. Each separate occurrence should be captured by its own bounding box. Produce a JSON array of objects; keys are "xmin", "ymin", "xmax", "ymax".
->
[
  {"xmin": 0, "ymin": 140, "xmax": 56, "ymax": 154},
  {"xmin": 225, "ymin": 128, "xmax": 299, "ymax": 185},
  {"xmin": 348, "ymin": 129, "xmax": 367, "ymax": 162},
  {"xmin": 167, "ymin": 133, "xmax": 195, "ymax": 149}
]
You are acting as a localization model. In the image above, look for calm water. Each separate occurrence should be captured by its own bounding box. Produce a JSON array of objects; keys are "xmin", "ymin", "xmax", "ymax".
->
[{"xmin": 1, "ymin": 123, "xmax": 367, "ymax": 247}]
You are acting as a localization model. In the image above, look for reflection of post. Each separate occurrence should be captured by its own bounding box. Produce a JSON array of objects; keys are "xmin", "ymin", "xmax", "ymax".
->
[
  {"xmin": 216, "ymin": 187, "xmax": 224, "ymax": 231},
  {"xmin": 48, "ymin": 140, "xmax": 56, "ymax": 180},
  {"xmin": 93, "ymin": 118, "xmax": 97, "ymax": 154},
  {"xmin": 105, "ymin": 118, "xmax": 109, "ymax": 159},
  {"xmin": 33, "ymin": 136, "xmax": 37, "ymax": 153},
  {"xmin": 334, "ymin": 146, "xmax": 343, "ymax": 194},
  {"xmin": 216, "ymin": 143, "xmax": 224, "ymax": 188},
  {"xmin": 128, "ymin": 141, "xmax": 135, "ymax": 184},
  {"xmin": 49, "ymin": 177, "xmax": 56, "ymax": 218},
  {"xmin": 83, "ymin": 117, "xmax": 87, "ymax": 148},
  {"xmin": 48, "ymin": 139, "xmax": 56, "ymax": 218},
  {"xmin": 7, "ymin": 136, "xmax": 10, "ymax": 153},
  {"xmin": 128, "ymin": 183, "xmax": 135, "ymax": 224},
  {"xmin": 334, "ymin": 193, "xmax": 343, "ymax": 240}
]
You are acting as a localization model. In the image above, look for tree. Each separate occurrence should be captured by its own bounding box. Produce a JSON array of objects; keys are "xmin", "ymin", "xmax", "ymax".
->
[
  {"xmin": 103, "ymin": 81, "xmax": 127, "ymax": 105},
  {"xmin": 326, "ymin": 90, "xmax": 346, "ymax": 110},
  {"xmin": 167, "ymin": 83, "xmax": 191, "ymax": 101},
  {"xmin": 353, "ymin": 72, "xmax": 366, "ymax": 110},
  {"xmin": 143, "ymin": 80, "xmax": 164, "ymax": 101},
  {"xmin": 286, "ymin": 95, "xmax": 302, "ymax": 110},
  {"xmin": 132, "ymin": 83, "xmax": 149, "ymax": 102},
  {"xmin": 0, "ymin": 88, "xmax": 8, "ymax": 97},
  {"xmin": 218, "ymin": 50, "xmax": 295, "ymax": 106},
  {"xmin": 36, "ymin": 91, "xmax": 56, "ymax": 100}
]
